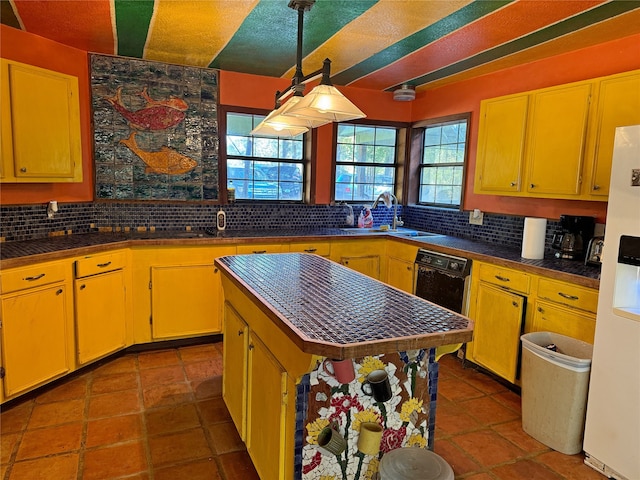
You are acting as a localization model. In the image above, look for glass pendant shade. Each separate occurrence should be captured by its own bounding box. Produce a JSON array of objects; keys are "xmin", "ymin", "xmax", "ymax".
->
[
  {"xmin": 273, "ymin": 96, "xmax": 332, "ymax": 128},
  {"xmin": 284, "ymin": 84, "xmax": 366, "ymax": 123},
  {"xmin": 250, "ymin": 116, "xmax": 308, "ymax": 138}
]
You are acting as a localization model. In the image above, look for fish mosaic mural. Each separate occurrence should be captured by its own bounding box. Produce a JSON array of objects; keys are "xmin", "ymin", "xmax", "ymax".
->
[
  {"xmin": 106, "ymin": 86, "xmax": 187, "ymax": 131},
  {"xmin": 119, "ymin": 132, "xmax": 197, "ymax": 175}
]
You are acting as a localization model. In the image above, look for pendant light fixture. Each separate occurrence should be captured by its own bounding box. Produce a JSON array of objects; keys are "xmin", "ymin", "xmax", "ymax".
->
[{"xmin": 251, "ymin": 0, "xmax": 366, "ymax": 137}]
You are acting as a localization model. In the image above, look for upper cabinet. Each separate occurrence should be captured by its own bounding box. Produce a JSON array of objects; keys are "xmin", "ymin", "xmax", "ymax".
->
[
  {"xmin": 474, "ymin": 70, "xmax": 640, "ymax": 201},
  {"xmin": 0, "ymin": 59, "xmax": 83, "ymax": 183}
]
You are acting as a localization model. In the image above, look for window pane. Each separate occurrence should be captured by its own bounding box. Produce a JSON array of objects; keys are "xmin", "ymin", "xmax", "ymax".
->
[
  {"xmin": 374, "ymin": 145, "xmax": 395, "ymax": 164},
  {"xmin": 375, "ymin": 127, "xmax": 396, "ymax": 146},
  {"xmin": 227, "ymin": 113, "xmax": 255, "ymax": 136},
  {"xmin": 424, "ymin": 126, "xmax": 441, "ymax": 146},
  {"xmin": 337, "ymin": 124, "xmax": 355, "ymax": 142},
  {"xmin": 336, "ymin": 144, "xmax": 354, "ymax": 163},
  {"xmin": 355, "ymin": 125, "xmax": 376, "ymax": 145}
]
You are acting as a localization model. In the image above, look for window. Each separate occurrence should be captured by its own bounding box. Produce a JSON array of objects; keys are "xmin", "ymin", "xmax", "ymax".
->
[
  {"xmin": 418, "ymin": 116, "xmax": 468, "ymax": 207},
  {"xmin": 225, "ymin": 112, "xmax": 304, "ymax": 201},
  {"xmin": 335, "ymin": 124, "xmax": 398, "ymax": 202}
]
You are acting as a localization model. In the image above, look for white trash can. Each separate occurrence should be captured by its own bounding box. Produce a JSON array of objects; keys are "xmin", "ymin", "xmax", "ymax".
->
[
  {"xmin": 379, "ymin": 448, "xmax": 454, "ymax": 480},
  {"xmin": 520, "ymin": 332, "xmax": 593, "ymax": 455}
]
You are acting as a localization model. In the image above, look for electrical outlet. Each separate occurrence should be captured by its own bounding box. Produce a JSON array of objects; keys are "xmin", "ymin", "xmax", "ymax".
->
[{"xmin": 469, "ymin": 209, "xmax": 484, "ymax": 225}]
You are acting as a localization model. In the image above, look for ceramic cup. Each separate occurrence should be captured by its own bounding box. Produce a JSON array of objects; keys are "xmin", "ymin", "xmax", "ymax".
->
[
  {"xmin": 362, "ymin": 369, "xmax": 392, "ymax": 402},
  {"xmin": 317, "ymin": 421, "xmax": 347, "ymax": 456},
  {"xmin": 322, "ymin": 358, "xmax": 356, "ymax": 384},
  {"xmin": 358, "ymin": 422, "xmax": 383, "ymax": 456}
]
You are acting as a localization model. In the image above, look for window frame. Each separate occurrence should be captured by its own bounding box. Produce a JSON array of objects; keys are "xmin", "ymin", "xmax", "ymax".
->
[{"xmin": 220, "ymin": 106, "xmax": 311, "ymax": 204}]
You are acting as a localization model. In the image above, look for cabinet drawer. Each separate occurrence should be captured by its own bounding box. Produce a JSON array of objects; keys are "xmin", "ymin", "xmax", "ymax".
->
[
  {"xmin": 1, "ymin": 262, "xmax": 67, "ymax": 294},
  {"xmin": 533, "ymin": 300, "xmax": 596, "ymax": 344},
  {"xmin": 75, "ymin": 251, "xmax": 127, "ymax": 278},
  {"xmin": 537, "ymin": 277, "xmax": 598, "ymax": 313},
  {"xmin": 288, "ymin": 242, "xmax": 330, "ymax": 256},
  {"xmin": 477, "ymin": 263, "xmax": 530, "ymax": 294},
  {"xmin": 236, "ymin": 244, "xmax": 287, "ymax": 255}
]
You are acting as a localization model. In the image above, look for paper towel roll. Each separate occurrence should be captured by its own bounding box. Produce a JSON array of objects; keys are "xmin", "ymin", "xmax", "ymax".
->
[{"xmin": 521, "ymin": 217, "xmax": 547, "ymax": 259}]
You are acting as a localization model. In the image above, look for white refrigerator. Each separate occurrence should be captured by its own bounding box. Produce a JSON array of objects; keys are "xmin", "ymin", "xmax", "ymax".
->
[{"xmin": 583, "ymin": 124, "xmax": 640, "ymax": 480}]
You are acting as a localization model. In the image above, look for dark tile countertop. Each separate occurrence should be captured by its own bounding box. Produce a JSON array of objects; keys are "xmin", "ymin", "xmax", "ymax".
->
[
  {"xmin": 216, "ymin": 253, "xmax": 474, "ymax": 358},
  {"xmin": 0, "ymin": 227, "xmax": 600, "ymax": 288}
]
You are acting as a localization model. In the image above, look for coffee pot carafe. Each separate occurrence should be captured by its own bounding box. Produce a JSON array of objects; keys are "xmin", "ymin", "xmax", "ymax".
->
[{"xmin": 552, "ymin": 215, "xmax": 595, "ymax": 260}]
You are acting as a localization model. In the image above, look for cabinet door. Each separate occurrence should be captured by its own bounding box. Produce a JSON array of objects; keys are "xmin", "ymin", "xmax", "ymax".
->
[
  {"xmin": 1, "ymin": 284, "xmax": 71, "ymax": 397},
  {"xmin": 150, "ymin": 264, "xmax": 222, "ymax": 339},
  {"xmin": 470, "ymin": 282, "xmax": 526, "ymax": 383},
  {"xmin": 588, "ymin": 72, "xmax": 640, "ymax": 196},
  {"xmin": 340, "ymin": 255, "xmax": 380, "ymax": 279},
  {"xmin": 0, "ymin": 59, "xmax": 82, "ymax": 182},
  {"xmin": 475, "ymin": 95, "xmax": 528, "ymax": 193},
  {"xmin": 532, "ymin": 300, "xmax": 596, "ymax": 344},
  {"xmin": 75, "ymin": 270, "xmax": 127, "ymax": 365},
  {"xmin": 525, "ymin": 83, "xmax": 592, "ymax": 195},
  {"xmin": 247, "ymin": 333, "xmax": 287, "ymax": 480},
  {"xmin": 223, "ymin": 304, "xmax": 248, "ymax": 440},
  {"xmin": 387, "ymin": 256, "xmax": 415, "ymax": 293}
]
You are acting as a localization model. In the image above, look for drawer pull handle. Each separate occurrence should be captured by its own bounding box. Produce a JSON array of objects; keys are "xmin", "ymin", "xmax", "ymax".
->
[
  {"xmin": 97, "ymin": 261, "xmax": 112, "ymax": 268},
  {"xmin": 495, "ymin": 275, "xmax": 510, "ymax": 282},
  {"xmin": 253, "ymin": 250, "xmax": 266, "ymax": 254},
  {"xmin": 558, "ymin": 292, "xmax": 579, "ymax": 301},
  {"xmin": 24, "ymin": 273, "xmax": 46, "ymax": 281},
  {"xmin": 304, "ymin": 248, "xmax": 317, "ymax": 253}
]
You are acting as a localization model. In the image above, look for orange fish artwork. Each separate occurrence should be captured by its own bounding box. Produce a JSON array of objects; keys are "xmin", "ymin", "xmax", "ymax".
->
[
  {"xmin": 106, "ymin": 87, "xmax": 188, "ymax": 130},
  {"xmin": 120, "ymin": 132, "xmax": 197, "ymax": 175}
]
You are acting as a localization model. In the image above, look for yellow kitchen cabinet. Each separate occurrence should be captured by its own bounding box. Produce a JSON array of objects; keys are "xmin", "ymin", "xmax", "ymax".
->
[
  {"xmin": 524, "ymin": 82, "xmax": 592, "ymax": 196},
  {"xmin": 585, "ymin": 70, "xmax": 640, "ymax": 197},
  {"xmin": 475, "ymin": 94, "xmax": 529, "ymax": 193},
  {"xmin": 0, "ymin": 59, "xmax": 82, "ymax": 182},
  {"xmin": 331, "ymin": 238, "xmax": 385, "ymax": 280},
  {"xmin": 223, "ymin": 303, "xmax": 249, "ymax": 440},
  {"xmin": 236, "ymin": 243, "xmax": 288, "ymax": 255},
  {"xmin": 385, "ymin": 240, "xmax": 418, "ymax": 293},
  {"xmin": 74, "ymin": 251, "xmax": 131, "ymax": 365},
  {"xmin": 0, "ymin": 261, "xmax": 74, "ymax": 399},
  {"xmin": 532, "ymin": 300, "xmax": 596, "ymax": 344}
]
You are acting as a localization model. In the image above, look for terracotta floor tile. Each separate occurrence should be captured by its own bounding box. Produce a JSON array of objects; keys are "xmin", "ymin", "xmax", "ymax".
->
[
  {"xmin": 137, "ymin": 350, "xmax": 181, "ymax": 370},
  {"xmin": 1, "ymin": 432, "xmax": 20, "ymax": 464},
  {"xmin": 461, "ymin": 370, "xmax": 510, "ymax": 395},
  {"xmin": 8, "ymin": 453, "xmax": 79, "ymax": 480},
  {"xmin": 437, "ymin": 376, "xmax": 484, "ymax": 402},
  {"xmin": 139, "ymin": 365, "xmax": 186, "ymax": 389},
  {"xmin": 459, "ymin": 396, "xmax": 520, "ymax": 426},
  {"xmin": 191, "ymin": 376, "xmax": 222, "ymax": 400},
  {"xmin": 197, "ymin": 397, "xmax": 233, "ymax": 425},
  {"xmin": 27, "ymin": 398, "xmax": 85, "ymax": 429},
  {"xmin": 154, "ymin": 458, "xmax": 222, "ymax": 480},
  {"xmin": 148, "ymin": 428, "xmax": 213, "ymax": 467},
  {"xmin": 183, "ymin": 358, "xmax": 223, "ymax": 381},
  {"xmin": 492, "ymin": 420, "xmax": 549, "ymax": 453},
  {"xmin": 88, "ymin": 389, "xmax": 141, "ymax": 419},
  {"xmin": 92, "ymin": 355, "xmax": 137, "ymax": 377},
  {"xmin": 35, "ymin": 375, "xmax": 89, "ymax": 404},
  {"xmin": 178, "ymin": 344, "xmax": 220, "ymax": 363},
  {"xmin": 492, "ymin": 389, "xmax": 522, "ymax": 414},
  {"xmin": 91, "ymin": 371, "xmax": 138, "ymax": 394},
  {"xmin": 145, "ymin": 403, "xmax": 201, "ymax": 436},
  {"xmin": 82, "ymin": 441, "xmax": 148, "ymax": 480},
  {"xmin": 15, "ymin": 423, "xmax": 83, "ymax": 460},
  {"xmin": 1, "ymin": 401, "xmax": 34, "ymax": 434},
  {"xmin": 433, "ymin": 438, "xmax": 481, "ymax": 476},
  {"xmin": 462, "ymin": 474, "xmax": 495, "ymax": 480},
  {"xmin": 142, "ymin": 382, "xmax": 194, "ymax": 409},
  {"xmin": 452, "ymin": 429, "xmax": 526, "ymax": 467},
  {"xmin": 491, "ymin": 458, "xmax": 563, "ymax": 479},
  {"xmin": 218, "ymin": 451, "xmax": 260, "ymax": 480},
  {"xmin": 85, "ymin": 413, "xmax": 144, "ymax": 448},
  {"xmin": 209, "ymin": 421, "xmax": 245, "ymax": 454},
  {"xmin": 535, "ymin": 451, "xmax": 606, "ymax": 480},
  {"xmin": 434, "ymin": 399, "xmax": 483, "ymax": 436}
]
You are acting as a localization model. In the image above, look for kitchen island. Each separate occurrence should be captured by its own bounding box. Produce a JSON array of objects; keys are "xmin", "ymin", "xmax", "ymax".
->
[{"xmin": 214, "ymin": 253, "xmax": 474, "ymax": 480}]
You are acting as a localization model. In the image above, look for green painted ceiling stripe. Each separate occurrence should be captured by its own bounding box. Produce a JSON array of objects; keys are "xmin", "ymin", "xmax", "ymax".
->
[
  {"xmin": 404, "ymin": 0, "xmax": 640, "ymax": 89},
  {"xmin": 210, "ymin": 0, "xmax": 377, "ymax": 76},
  {"xmin": 331, "ymin": 0, "xmax": 513, "ymax": 86},
  {"xmin": 1, "ymin": 0, "xmax": 21, "ymax": 29},
  {"xmin": 114, "ymin": 0, "xmax": 154, "ymax": 58}
]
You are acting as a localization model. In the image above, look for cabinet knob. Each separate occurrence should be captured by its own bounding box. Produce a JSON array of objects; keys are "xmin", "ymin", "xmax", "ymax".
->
[
  {"xmin": 80, "ymin": 284, "xmax": 86, "ymax": 290},
  {"xmin": 56, "ymin": 289, "xmax": 63, "ymax": 295},
  {"xmin": 20, "ymin": 167, "xmax": 27, "ymax": 173},
  {"xmin": 537, "ymin": 306, "xmax": 544, "ymax": 313},
  {"xmin": 512, "ymin": 301, "xmax": 519, "ymax": 307},
  {"xmin": 248, "ymin": 343, "xmax": 254, "ymax": 350},
  {"xmin": 530, "ymin": 183, "xmax": 535, "ymax": 189},
  {"xmin": 237, "ymin": 330, "xmax": 244, "ymax": 336},
  {"xmin": 406, "ymin": 266, "xmax": 412, "ymax": 271},
  {"xmin": 593, "ymin": 185, "xmax": 601, "ymax": 191},
  {"xmin": 510, "ymin": 182, "xmax": 516, "ymax": 187}
]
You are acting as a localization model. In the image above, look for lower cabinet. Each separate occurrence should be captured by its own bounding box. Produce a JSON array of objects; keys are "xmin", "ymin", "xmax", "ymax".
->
[
  {"xmin": 223, "ymin": 304, "xmax": 248, "ymax": 438},
  {"xmin": 331, "ymin": 239, "xmax": 385, "ymax": 280},
  {"xmin": 532, "ymin": 300, "xmax": 596, "ymax": 344},
  {"xmin": 386, "ymin": 256, "xmax": 415, "ymax": 292}
]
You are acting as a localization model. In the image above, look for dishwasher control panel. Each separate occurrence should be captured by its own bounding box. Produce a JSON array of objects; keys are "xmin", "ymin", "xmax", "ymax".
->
[{"xmin": 415, "ymin": 249, "xmax": 470, "ymax": 277}]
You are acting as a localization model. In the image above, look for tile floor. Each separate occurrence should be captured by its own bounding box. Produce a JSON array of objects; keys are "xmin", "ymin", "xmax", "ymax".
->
[{"xmin": 0, "ymin": 344, "xmax": 604, "ymax": 479}]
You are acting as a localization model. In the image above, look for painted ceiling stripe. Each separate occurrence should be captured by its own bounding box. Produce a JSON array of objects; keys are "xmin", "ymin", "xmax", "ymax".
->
[
  {"xmin": 144, "ymin": 0, "xmax": 259, "ymax": 68},
  {"xmin": 211, "ymin": 0, "xmax": 376, "ymax": 77},
  {"xmin": 12, "ymin": 0, "xmax": 115, "ymax": 54},
  {"xmin": 114, "ymin": 0, "xmax": 154, "ymax": 58},
  {"xmin": 2, "ymin": 1, "xmax": 22, "ymax": 29},
  {"xmin": 350, "ymin": 0, "xmax": 606, "ymax": 91},
  {"xmin": 405, "ymin": 0, "xmax": 640, "ymax": 89},
  {"xmin": 330, "ymin": 0, "xmax": 513, "ymax": 87},
  {"xmin": 423, "ymin": 12, "xmax": 640, "ymax": 91},
  {"xmin": 281, "ymin": 0, "xmax": 473, "ymax": 82}
]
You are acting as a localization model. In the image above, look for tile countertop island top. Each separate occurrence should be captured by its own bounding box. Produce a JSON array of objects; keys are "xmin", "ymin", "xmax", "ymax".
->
[
  {"xmin": 215, "ymin": 253, "xmax": 473, "ymax": 359},
  {"xmin": 0, "ymin": 227, "xmax": 600, "ymax": 288}
]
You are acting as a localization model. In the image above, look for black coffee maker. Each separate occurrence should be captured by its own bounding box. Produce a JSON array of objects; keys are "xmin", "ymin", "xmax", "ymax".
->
[{"xmin": 552, "ymin": 215, "xmax": 595, "ymax": 260}]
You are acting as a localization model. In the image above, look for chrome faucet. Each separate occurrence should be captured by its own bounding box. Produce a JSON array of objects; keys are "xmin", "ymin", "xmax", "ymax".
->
[{"xmin": 372, "ymin": 192, "xmax": 403, "ymax": 230}]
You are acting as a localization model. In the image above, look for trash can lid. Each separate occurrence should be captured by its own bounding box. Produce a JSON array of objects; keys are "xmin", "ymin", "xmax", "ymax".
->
[{"xmin": 379, "ymin": 448, "xmax": 454, "ymax": 480}]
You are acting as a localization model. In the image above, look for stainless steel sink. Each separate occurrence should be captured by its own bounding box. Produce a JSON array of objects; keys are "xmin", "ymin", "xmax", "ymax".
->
[
  {"xmin": 395, "ymin": 231, "xmax": 443, "ymax": 237},
  {"xmin": 340, "ymin": 227, "xmax": 442, "ymax": 237}
]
